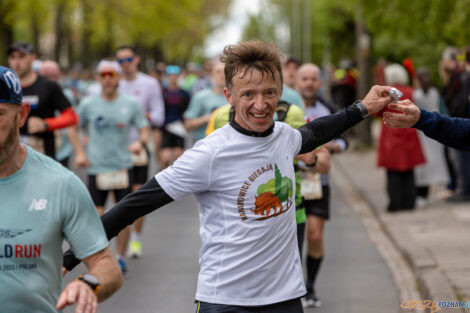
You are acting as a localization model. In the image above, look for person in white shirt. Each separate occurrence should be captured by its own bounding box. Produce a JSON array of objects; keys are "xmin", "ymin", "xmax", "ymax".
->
[
  {"xmin": 63, "ymin": 40, "xmax": 393, "ymax": 313},
  {"xmin": 116, "ymin": 46, "xmax": 165, "ymax": 259}
]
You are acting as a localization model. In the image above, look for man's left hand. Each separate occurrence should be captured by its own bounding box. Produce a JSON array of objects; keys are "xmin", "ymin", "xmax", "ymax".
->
[
  {"xmin": 28, "ymin": 117, "xmax": 47, "ymax": 134},
  {"xmin": 56, "ymin": 280, "xmax": 98, "ymax": 313}
]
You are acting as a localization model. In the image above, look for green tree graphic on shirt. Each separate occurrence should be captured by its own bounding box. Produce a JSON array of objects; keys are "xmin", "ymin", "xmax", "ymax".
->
[{"xmin": 257, "ymin": 164, "xmax": 293, "ymax": 202}]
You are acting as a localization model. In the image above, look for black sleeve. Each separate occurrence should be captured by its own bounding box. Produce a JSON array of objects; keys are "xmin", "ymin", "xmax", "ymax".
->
[
  {"xmin": 63, "ymin": 178, "xmax": 174, "ymax": 271},
  {"xmin": 298, "ymin": 104, "xmax": 363, "ymax": 154},
  {"xmin": 49, "ymin": 80, "xmax": 72, "ymax": 112}
]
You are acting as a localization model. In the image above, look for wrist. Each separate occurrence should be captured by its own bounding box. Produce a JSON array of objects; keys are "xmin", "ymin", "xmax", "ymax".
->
[
  {"xmin": 306, "ymin": 155, "xmax": 318, "ymax": 167},
  {"xmin": 76, "ymin": 274, "xmax": 100, "ymax": 296},
  {"xmin": 44, "ymin": 121, "xmax": 49, "ymax": 132},
  {"xmin": 353, "ymin": 100, "xmax": 369, "ymax": 119}
]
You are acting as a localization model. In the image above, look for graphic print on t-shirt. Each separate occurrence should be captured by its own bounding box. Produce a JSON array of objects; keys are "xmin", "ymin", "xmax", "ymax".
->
[{"xmin": 237, "ymin": 163, "xmax": 293, "ymax": 221}]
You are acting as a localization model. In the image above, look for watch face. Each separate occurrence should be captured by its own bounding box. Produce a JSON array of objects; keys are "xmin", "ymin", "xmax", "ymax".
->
[{"xmin": 83, "ymin": 274, "xmax": 100, "ymax": 286}]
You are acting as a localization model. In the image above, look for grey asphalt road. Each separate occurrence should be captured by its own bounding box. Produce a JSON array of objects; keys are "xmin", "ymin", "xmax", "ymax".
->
[{"xmin": 64, "ymin": 179, "xmax": 399, "ymax": 313}]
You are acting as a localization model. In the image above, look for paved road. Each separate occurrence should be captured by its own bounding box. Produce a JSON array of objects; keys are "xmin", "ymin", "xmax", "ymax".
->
[{"xmin": 65, "ymin": 178, "xmax": 399, "ymax": 313}]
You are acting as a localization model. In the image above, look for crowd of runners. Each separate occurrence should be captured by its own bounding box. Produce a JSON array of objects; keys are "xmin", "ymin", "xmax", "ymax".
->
[{"xmin": 2, "ymin": 38, "xmax": 470, "ymax": 313}]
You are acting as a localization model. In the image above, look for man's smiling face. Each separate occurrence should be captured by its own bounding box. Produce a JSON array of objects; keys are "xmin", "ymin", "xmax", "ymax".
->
[{"xmin": 224, "ymin": 68, "xmax": 282, "ymax": 133}]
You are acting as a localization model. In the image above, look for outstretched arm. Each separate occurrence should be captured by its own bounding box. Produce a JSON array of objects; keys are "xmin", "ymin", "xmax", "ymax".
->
[
  {"xmin": 385, "ymin": 100, "xmax": 470, "ymax": 151},
  {"xmin": 298, "ymin": 85, "xmax": 392, "ymax": 154},
  {"xmin": 63, "ymin": 178, "xmax": 173, "ymax": 271}
]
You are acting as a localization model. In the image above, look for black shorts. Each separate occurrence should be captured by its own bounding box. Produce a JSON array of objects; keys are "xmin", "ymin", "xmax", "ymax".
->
[
  {"xmin": 88, "ymin": 170, "xmax": 133, "ymax": 207},
  {"xmin": 304, "ymin": 185, "xmax": 330, "ymax": 220},
  {"xmin": 196, "ymin": 298, "xmax": 303, "ymax": 313},
  {"xmin": 132, "ymin": 146, "xmax": 150, "ymax": 185},
  {"xmin": 161, "ymin": 129, "xmax": 185, "ymax": 149}
]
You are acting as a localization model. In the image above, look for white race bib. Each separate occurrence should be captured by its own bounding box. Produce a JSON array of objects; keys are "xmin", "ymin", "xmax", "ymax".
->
[
  {"xmin": 22, "ymin": 135, "xmax": 45, "ymax": 154},
  {"xmin": 96, "ymin": 169, "xmax": 129, "ymax": 190},
  {"xmin": 300, "ymin": 172, "xmax": 323, "ymax": 200},
  {"xmin": 131, "ymin": 149, "xmax": 148, "ymax": 166}
]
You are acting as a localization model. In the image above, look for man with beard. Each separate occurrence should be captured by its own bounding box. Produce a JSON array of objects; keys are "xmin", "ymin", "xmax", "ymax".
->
[
  {"xmin": 297, "ymin": 63, "xmax": 348, "ymax": 308},
  {"xmin": 0, "ymin": 66, "xmax": 122, "ymax": 313},
  {"xmin": 63, "ymin": 41, "xmax": 392, "ymax": 313},
  {"xmin": 7, "ymin": 41, "xmax": 78, "ymax": 159}
]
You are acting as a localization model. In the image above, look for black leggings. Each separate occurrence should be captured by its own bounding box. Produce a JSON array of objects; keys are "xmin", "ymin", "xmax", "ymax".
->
[
  {"xmin": 196, "ymin": 298, "xmax": 304, "ymax": 313},
  {"xmin": 386, "ymin": 170, "xmax": 415, "ymax": 211}
]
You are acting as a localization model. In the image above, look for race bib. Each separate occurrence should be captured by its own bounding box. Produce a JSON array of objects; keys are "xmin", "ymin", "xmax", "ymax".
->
[
  {"xmin": 22, "ymin": 135, "xmax": 45, "ymax": 154},
  {"xmin": 131, "ymin": 148, "xmax": 148, "ymax": 166},
  {"xmin": 301, "ymin": 172, "xmax": 323, "ymax": 200},
  {"xmin": 96, "ymin": 169, "xmax": 129, "ymax": 190}
]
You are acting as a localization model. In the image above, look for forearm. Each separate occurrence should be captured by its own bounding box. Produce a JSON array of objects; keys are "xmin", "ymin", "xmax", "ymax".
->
[
  {"xmin": 63, "ymin": 178, "xmax": 174, "ymax": 270},
  {"xmin": 184, "ymin": 115, "xmax": 210, "ymax": 131},
  {"xmin": 84, "ymin": 248, "xmax": 122, "ymax": 302},
  {"xmin": 139, "ymin": 127, "xmax": 150, "ymax": 144},
  {"xmin": 66, "ymin": 126, "xmax": 86, "ymax": 156},
  {"xmin": 298, "ymin": 105, "xmax": 362, "ymax": 154},
  {"xmin": 45, "ymin": 107, "xmax": 79, "ymax": 131},
  {"xmin": 414, "ymin": 109, "xmax": 470, "ymax": 151}
]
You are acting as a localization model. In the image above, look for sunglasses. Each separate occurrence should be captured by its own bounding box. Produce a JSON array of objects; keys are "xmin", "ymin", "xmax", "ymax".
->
[
  {"xmin": 118, "ymin": 57, "xmax": 134, "ymax": 64},
  {"xmin": 99, "ymin": 71, "xmax": 118, "ymax": 78}
]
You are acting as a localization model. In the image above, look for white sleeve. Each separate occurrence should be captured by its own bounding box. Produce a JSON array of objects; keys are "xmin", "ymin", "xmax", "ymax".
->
[
  {"xmin": 292, "ymin": 127, "xmax": 303, "ymax": 156},
  {"xmin": 148, "ymin": 79, "xmax": 165, "ymax": 128},
  {"xmin": 155, "ymin": 139, "xmax": 213, "ymax": 200}
]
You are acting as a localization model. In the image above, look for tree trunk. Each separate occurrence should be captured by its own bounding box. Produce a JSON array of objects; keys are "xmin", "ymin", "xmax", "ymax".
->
[
  {"xmin": 80, "ymin": 0, "xmax": 92, "ymax": 68},
  {"xmin": 0, "ymin": 1, "xmax": 14, "ymax": 65},
  {"xmin": 54, "ymin": 0, "xmax": 67, "ymax": 62},
  {"xmin": 355, "ymin": 0, "xmax": 372, "ymax": 145}
]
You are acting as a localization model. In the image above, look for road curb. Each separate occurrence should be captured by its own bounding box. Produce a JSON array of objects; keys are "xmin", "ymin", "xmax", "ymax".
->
[{"xmin": 332, "ymin": 155, "xmax": 461, "ymax": 312}]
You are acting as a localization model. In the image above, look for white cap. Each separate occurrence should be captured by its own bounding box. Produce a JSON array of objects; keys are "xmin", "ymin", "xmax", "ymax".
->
[{"xmin": 97, "ymin": 60, "xmax": 122, "ymax": 74}]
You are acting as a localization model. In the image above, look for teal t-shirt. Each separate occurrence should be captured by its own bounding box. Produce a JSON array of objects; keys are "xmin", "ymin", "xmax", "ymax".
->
[
  {"xmin": 0, "ymin": 146, "xmax": 109, "ymax": 313},
  {"xmin": 183, "ymin": 88, "xmax": 227, "ymax": 142},
  {"xmin": 281, "ymin": 84, "xmax": 305, "ymax": 111},
  {"xmin": 79, "ymin": 94, "xmax": 149, "ymax": 174}
]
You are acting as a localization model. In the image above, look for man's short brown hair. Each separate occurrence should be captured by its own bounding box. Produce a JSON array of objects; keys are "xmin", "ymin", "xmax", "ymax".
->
[{"xmin": 220, "ymin": 40, "xmax": 283, "ymax": 90}]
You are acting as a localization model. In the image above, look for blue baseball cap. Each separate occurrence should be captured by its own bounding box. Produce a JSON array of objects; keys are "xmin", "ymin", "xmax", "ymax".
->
[
  {"xmin": 0, "ymin": 66, "xmax": 22, "ymax": 105},
  {"xmin": 166, "ymin": 65, "xmax": 180, "ymax": 75}
]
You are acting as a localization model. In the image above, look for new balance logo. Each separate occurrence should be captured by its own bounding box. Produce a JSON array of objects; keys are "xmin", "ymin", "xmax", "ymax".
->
[{"xmin": 28, "ymin": 199, "xmax": 48, "ymax": 211}]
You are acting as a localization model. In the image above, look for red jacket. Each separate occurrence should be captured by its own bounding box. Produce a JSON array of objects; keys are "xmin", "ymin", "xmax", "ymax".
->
[{"xmin": 376, "ymin": 85, "xmax": 426, "ymax": 171}]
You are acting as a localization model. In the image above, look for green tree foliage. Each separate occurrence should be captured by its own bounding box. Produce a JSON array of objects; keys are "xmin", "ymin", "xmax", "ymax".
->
[
  {"xmin": 244, "ymin": 0, "xmax": 470, "ymax": 83},
  {"xmin": 0, "ymin": 0, "xmax": 231, "ymax": 66},
  {"xmin": 257, "ymin": 164, "xmax": 293, "ymax": 203}
]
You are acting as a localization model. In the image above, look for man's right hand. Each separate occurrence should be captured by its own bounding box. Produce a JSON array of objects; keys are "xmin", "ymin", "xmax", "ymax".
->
[
  {"xmin": 74, "ymin": 153, "xmax": 90, "ymax": 169},
  {"xmin": 362, "ymin": 85, "xmax": 393, "ymax": 115},
  {"xmin": 383, "ymin": 99, "xmax": 421, "ymax": 128},
  {"xmin": 56, "ymin": 280, "xmax": 98, "ymax": 313}
]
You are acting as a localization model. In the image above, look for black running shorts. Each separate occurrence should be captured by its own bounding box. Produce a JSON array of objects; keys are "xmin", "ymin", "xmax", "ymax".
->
[
  {"xmin": 195, "ymin": 298, "xmax": 304, "ymax": 313},
  {"xmin": 304, "ymin": 185, "xmax": 330, "ymax": 220}
]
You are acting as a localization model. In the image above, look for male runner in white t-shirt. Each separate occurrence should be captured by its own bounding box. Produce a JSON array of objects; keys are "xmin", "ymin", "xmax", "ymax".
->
[
  {"xmin": 63, "ymin": 40, "xmax": 393, "ymax": 313},
  {"xmin": 116, "ymin": 46, "xmax": 164, "ymax": 258}
]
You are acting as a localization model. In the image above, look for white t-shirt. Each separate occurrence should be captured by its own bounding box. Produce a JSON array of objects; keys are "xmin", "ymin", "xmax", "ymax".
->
[
  {"xmin": 155, "ymin": 122, "xmax": 306, "ymax": 306},
  {"xmin": 119, "ymin": 72, "xmax": 165, "ymax": 141}
]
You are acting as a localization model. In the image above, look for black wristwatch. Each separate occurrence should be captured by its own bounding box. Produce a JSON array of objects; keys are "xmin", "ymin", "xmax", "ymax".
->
[
  {"xmin": 306, "ymin": 155, "xmax": 318, "ymax": 167},
  {"xmin": 353, "ymin": 100, "xmax": 369, "ymax": 119},
  {"xmin": 77, "ymin": 274, "xmax": 101, "ymax": 295}
]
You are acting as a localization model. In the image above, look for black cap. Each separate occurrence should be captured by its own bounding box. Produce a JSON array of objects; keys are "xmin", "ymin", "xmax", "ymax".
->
[{"xmin": 7, "ymin": 41, "xmax": 35, "ymax": 56}]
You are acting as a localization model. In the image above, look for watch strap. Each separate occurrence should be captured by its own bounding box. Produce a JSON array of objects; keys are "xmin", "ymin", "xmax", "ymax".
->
[
  {"xmin": 76, "ymin": 274, "xmax": 101, "ymax": 295},
  {"xmin": 353, "ymin": 100, "xmax": 369, "ymax": 119}
]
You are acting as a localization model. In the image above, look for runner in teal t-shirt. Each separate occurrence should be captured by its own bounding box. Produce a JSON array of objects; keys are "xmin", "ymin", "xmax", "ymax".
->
[
  {"xmin": 75, "ymin": 60, "xmax": 150, "ymax": 273},
  {"xmin": 78, "ymin": 93, "xmax": 148, "ymax": 174},
  {"xmin": 0, "ymin": 65, "xmax": 122, "ymax": 313},
  {"xmin": 183, "ymin": 61, "xmax": 227, "ymax": 143}
]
